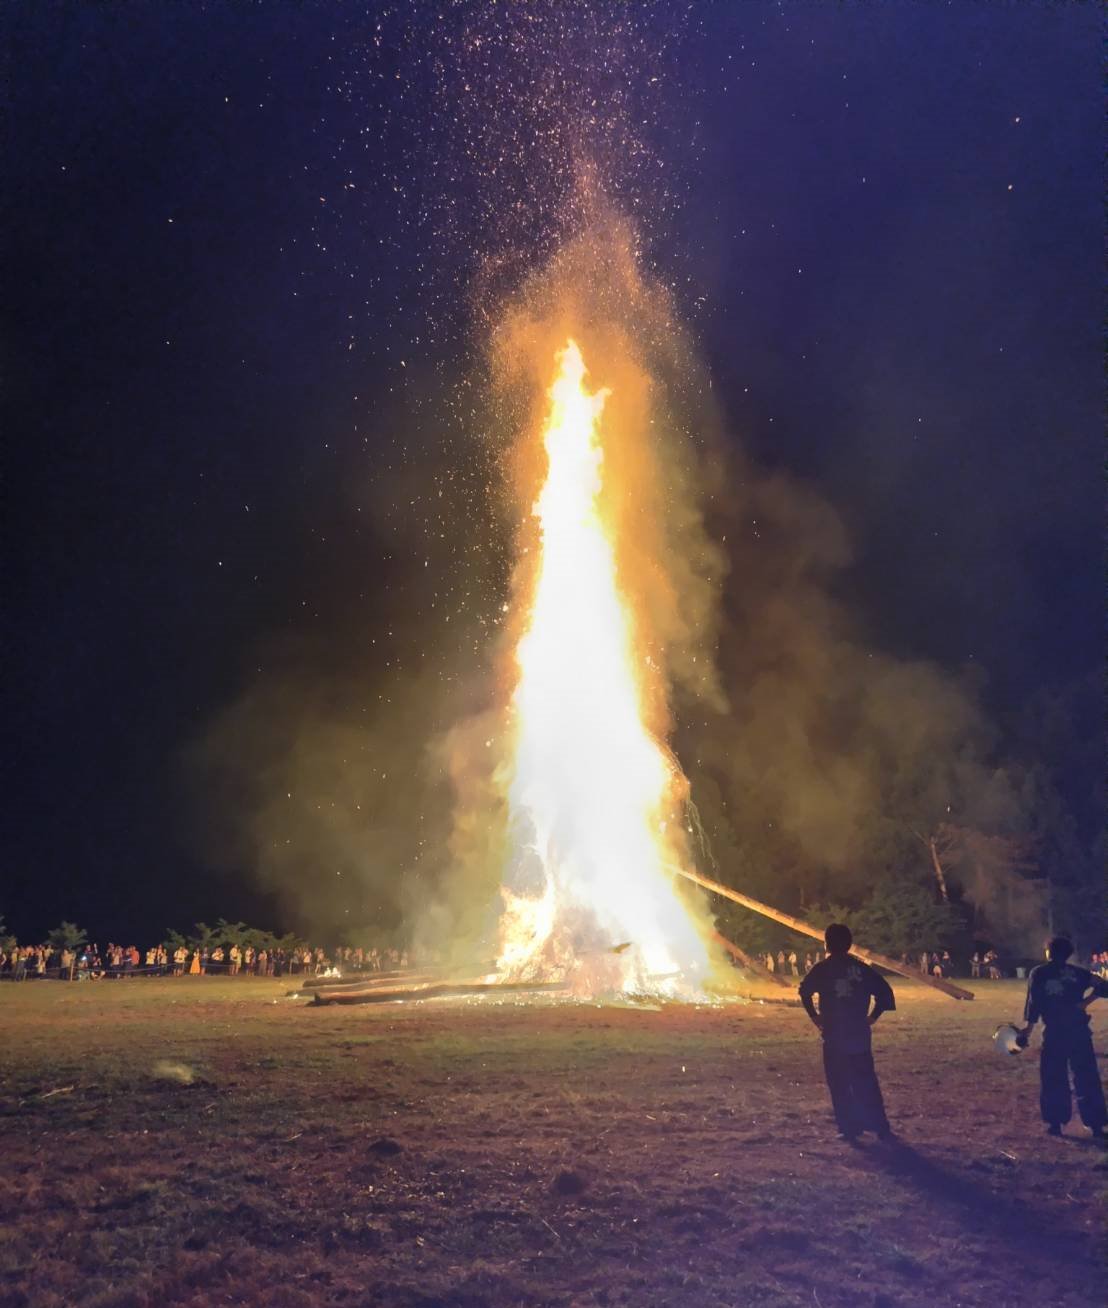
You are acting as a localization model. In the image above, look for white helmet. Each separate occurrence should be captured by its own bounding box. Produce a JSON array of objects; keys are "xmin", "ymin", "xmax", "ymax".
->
[{"xmin": 993, "ymin": 1023, "xmax": 1028, "ymax": 1055}]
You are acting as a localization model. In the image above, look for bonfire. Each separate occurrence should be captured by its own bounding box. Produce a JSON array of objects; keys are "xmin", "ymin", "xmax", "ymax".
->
[{"xmin": 495, "ymin": 339, "xmax": 714, "ymax": 999}]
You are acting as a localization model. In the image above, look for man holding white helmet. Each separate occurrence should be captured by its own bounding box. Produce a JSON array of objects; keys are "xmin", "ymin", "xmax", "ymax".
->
[
  {"xmin": 800, "ymin": 923, "xmax": 896, "ymax": 1142},
  {"xmin": 1019, "ymin": 936, "xmax": 1108, "ymax": 1138}
]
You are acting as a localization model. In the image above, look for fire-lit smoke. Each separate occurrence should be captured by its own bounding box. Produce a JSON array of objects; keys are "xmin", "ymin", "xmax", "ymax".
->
[
  {"xmin": 186, "ymin": 10, "xmax": 1046, "ymax": 957},
  {"xmin": 385, "ymin": 204, "xmax": 733, "ymax": 995},
  {"xmin": 186, "ymin": 199, "xmax": 1036, "ymax": 957}
]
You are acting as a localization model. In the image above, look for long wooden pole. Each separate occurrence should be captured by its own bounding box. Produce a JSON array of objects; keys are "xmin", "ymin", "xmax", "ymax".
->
[
  {"xmin": 712, "ymin": 930, "xmax": 791, "ymax": 989},
  {"xmin": 928, "ymin": 837, "xmax": 950, "ymax": 902},
  {"xmin": 676, "ymin": 865, "xmax": 974, "ymax": 1002}
]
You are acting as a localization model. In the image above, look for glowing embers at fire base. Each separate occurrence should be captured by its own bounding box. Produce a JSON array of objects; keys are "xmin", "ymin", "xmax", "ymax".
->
[{"xmin": 497, "ymin": 340, "xmax": 710, "ymax": 997}]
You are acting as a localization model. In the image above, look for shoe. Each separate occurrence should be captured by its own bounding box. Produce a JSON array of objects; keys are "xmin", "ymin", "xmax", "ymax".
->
[
  {"xmin": 838, "ymin": 1130, "xmax": 861, "ymax": 1143},
  {"xmin": 1046, "ymin": 1123, "xmax": 1063, "ymax": 1137},
  {"xmin": 876, "ymin": 1127, "xmax": 897, "ymax": 1142}
]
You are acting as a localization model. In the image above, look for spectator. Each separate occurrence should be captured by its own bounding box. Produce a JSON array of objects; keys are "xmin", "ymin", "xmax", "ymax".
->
[
  {"xmin": 1020, "ymin": 936, "xmax": 1108, "ymax": 1138},
  {"xmin": 799, "ymin": 922, "xmax": 896, "ymax": 1142}
]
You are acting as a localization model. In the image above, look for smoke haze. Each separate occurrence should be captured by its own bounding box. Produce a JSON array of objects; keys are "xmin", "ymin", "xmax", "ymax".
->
[{"xmin": 187, "ymin": 4, "xmax": 1073, "ymax": 953}]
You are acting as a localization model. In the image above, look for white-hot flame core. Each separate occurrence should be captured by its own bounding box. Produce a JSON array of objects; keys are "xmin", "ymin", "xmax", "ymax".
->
[{"xmin": 498, "ymin": 340, "xmax": 710, "ymax": 996}]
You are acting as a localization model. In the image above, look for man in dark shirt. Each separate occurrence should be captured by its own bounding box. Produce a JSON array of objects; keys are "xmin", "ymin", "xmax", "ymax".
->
[
  {"xmin": 799, "ymin": 923, "xmax": 896, "ymax": 1141},
  {"xmin": 1019, "ymin": 936, "xmax": 1108, "ymax": 1138}
]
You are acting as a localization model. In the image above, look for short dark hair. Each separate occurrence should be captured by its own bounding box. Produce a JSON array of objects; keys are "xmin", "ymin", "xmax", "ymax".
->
[
  {"xmin": 825, "ymin": 923, "xmax": 853, "ymax": 955},
  {"xmin": 1047, "ymin": 936, "xmax": 1074, "ymax": 962}
]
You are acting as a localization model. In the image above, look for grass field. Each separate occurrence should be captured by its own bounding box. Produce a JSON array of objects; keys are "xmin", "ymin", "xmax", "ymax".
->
[{"xmin": 1, "ymin": 975, "xmax": 1104, "ymax": 1307}]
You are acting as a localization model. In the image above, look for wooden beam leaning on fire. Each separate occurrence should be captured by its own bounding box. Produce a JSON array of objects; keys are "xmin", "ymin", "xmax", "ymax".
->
[{"xmin": 672, "ymin": 865, "xmax": 975, "ymax": 1001}]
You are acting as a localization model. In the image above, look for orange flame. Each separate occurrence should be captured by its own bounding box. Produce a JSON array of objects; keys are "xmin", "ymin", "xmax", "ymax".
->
[{"xmin": 496, "ymin": 339, "xmax": 712, "ymax": 996}]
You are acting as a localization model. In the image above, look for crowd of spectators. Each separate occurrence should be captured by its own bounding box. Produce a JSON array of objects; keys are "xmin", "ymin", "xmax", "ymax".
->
[
  {"xmin": 4, "ymin": 933, "xmax": 1105, "ymax": 983},
  {"xmin": 0, "ymin": 941, "xmax": 419, "ymax": 981},
  {"xmin": 760, "ymin": 945, "xmax": 1107, "ymax": 981},
  {"xmin": 760, "ymin": 948, "xmax": 965, "ymax": 979}
]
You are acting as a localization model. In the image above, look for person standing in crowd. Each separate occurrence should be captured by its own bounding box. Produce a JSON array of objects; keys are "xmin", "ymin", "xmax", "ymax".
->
[
  {"xmin": 1019, "ymin": 936, "xmax": 1108, "ymax": 1138},
  {"xmin": 985, "ymin": 949, "xmax": 1001, "ymax": 979},
  {"xmin": 971, "ymin": 950, "xmax": 982, "ymax": 979},
  {"xmin": 799, "ymin": 923, "xmax": 897, "ymax": 1143}
]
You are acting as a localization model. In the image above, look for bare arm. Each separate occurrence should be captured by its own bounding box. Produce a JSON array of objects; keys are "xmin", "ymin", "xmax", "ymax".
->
[
  {"xmin": 1020, "ymin": 972, "xmax": 1041, "ymax": 1035},
  {"xmin": 798, "ymin": 974, "xmax": 821, "ymax": 1029},
  {"xmin": 868, "ymin": 969, "xmax": 896, "ymax": 1025}
]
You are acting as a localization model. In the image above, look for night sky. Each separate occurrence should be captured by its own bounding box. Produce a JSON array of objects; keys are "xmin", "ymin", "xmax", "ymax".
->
[{"xmin": 5, "ymin": 3, "xmax": 1100, "ymax": 945}]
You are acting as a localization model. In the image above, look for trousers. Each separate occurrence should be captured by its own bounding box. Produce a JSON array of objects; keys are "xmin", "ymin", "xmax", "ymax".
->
[
  {"xmin": 822, "ymin": 1045, "xmax": 890, "ymax": 1136},
  {"xmin": 1039, "ymin": 1026, "xmax": 1107, "ymax": 1129}
]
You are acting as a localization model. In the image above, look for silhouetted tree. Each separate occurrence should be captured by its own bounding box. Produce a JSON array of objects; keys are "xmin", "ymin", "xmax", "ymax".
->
[{"xmin": 46, "ymin": 921, "xmax": 88, "ymax": 952}]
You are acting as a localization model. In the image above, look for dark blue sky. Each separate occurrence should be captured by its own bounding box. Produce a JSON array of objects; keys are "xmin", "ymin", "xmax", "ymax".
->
[{"xmin": 5, "ymin": 3, "xmax": 1099, "ymax": 941}]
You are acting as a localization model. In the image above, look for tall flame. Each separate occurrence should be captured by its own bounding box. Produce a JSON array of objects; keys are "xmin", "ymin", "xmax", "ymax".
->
[{"xmin": 497, "ymin": 339, "xmax": 712, "ymax": 996}]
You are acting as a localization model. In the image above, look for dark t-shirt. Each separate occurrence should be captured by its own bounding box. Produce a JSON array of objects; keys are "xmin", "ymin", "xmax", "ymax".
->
[
  {"xmin": 799, "ymin": 955, "xmax": 896, "ymax": 1053},
  {"xmin": 1024, "ymin": 961, "xmax": 1108, "ymax": 1032}
]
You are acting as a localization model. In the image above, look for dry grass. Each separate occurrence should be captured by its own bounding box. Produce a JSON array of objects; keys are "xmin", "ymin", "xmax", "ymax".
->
[{"xmin": 0, "ymin": 976, "xmax": 1103, "ymax": 1307}]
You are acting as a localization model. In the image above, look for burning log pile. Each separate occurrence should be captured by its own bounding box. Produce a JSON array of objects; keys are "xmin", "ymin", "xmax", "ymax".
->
[{"xmin": 311, "ymin": 977, "xmax": 568, "ymax": 1006}]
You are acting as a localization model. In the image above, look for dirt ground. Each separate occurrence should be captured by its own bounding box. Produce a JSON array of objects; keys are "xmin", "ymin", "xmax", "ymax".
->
[{"xmin": 0, "ymin": 975, "xmax": 1104, "ymax": 1307}]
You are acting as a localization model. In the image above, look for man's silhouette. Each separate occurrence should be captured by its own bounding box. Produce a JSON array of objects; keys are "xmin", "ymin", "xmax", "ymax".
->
[
  {"xmin": 799, "ymin": 923, "xmax": 895, "ymax": 1141},
  {"xmin": 1019, "ymin": 935, "xmax": 1108, "ymax": 1138}
]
